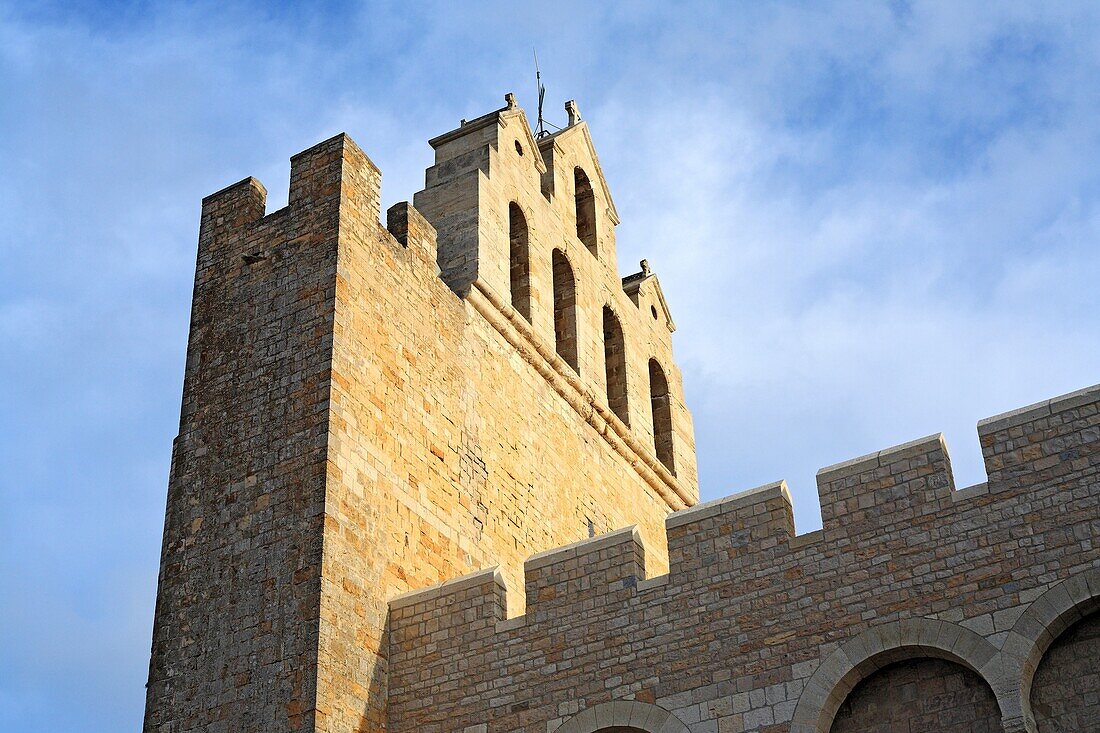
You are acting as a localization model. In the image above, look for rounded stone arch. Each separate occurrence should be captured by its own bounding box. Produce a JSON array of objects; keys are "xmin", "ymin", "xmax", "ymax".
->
[
  {"xmin": 789, "ymin": 617, "xmax": 1008, "ymax": 733},
  {"xmin": 503, "ymin": 195, "xmax": 538, "ymax": 250},
  {"xmin": 555, "ymin": 701, "xmax": 689, "ymax": 733},
  {"xmin": 1002, "ymin": 566, "xmax": 1100, "ymax": 730}
]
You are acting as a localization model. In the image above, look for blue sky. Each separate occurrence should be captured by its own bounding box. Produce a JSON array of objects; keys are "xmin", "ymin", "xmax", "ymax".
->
[{"xmin": 1, "ymin": 2, "xmax": 1098, "ymax": 731}]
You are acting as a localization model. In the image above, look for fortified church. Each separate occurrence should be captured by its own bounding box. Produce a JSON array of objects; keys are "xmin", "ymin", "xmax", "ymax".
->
[{"xmin": 144, "ymin": 94, "xmax": 1100, "ymax": 733}]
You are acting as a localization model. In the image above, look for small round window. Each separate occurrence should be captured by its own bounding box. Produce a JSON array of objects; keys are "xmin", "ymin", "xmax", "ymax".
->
[
  {"xmin": 651, "ymin": 305, "xmax": 658, "ymax": 320},
  {"xmin": 514, "ymin": 140, "xmax": 523, "ymax": 156}
]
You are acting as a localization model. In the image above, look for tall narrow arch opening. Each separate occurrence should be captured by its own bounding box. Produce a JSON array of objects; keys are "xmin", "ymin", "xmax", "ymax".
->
[
  {"xmin": 552, "ymin": 249, "xmax": 579, "ymax": 373},
  {"xmin": 648, "ymin": 359, "xmax": 674, "ymax": 474},
  {"xmin": 508, "ymin": 202, "xmax": 531, "ymax": 321},
  {"xmin": 574, "ymin": 167, "xmax": 597, "ymax": 256},
  {"xmin": 602, "ymin": 306, "xmax": 629, "ymax": 425}
]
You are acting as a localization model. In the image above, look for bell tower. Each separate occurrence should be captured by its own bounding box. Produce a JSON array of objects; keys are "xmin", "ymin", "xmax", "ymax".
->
[{"xmin": 144, "ymin": 97, "xmax": 697, "ymax": 733}]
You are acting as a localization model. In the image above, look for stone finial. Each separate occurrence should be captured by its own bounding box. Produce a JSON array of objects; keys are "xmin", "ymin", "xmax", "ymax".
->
[
  {"xmin": 565, "ymin": 100, "xmax": 581, "ymax": 126},
  {"xmin": 640, "ymin": 259, "xmax": 651, "ymax": 277},
  {"xmin": 505, "ymin": 92, "xmax": 517, "ymax": 109}
]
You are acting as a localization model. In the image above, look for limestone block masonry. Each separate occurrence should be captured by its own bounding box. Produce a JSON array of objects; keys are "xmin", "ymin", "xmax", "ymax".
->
[{"xmin": 144, "ymin": 95, "xmax": 1100, "ymax": 733}]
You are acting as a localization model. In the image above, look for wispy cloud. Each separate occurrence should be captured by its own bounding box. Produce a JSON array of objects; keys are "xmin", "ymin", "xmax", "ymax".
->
[{"xmin": 1, "ymin": 2, "xmax": 1098, "ymax": 730}]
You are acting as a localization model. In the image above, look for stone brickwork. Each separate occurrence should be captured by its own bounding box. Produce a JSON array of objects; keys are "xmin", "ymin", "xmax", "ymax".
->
[
  {"xmin": 144, "ymin": 140, "xmax": 352, "ymax": 733},
  {"xmin": 389, "ymin": 384, "xmax": 1100, "ymax": 733},
  {"xmin": 145, "ymin": 94, "xmax": 1099, "ymax": 733}
]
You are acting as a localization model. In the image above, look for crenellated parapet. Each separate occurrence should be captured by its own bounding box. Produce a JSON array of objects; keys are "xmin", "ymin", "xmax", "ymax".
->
[
  {"xmin": 189, "ymin": 133, "xmax": 385, "ymax": 324},
  {"xmin": 524, "ymin": 526, "xmax": 647, "ymax": 620},
  {"xmin": 816, "ymin": 433, "xmax": 954, "ymax": 533},
  {"xmin": 666, "ymin": 481, "xmax": 795, "ymax": 577},
  {"xmin": 387, "ymin": 383, "xmax": 1100, "ymax": 733}
]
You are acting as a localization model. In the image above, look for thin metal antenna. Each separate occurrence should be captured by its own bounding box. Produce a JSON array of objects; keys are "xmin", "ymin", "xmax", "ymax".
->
[{"xmin": 534, "ymin": 49, "xmax": 548, "ymax": 138}]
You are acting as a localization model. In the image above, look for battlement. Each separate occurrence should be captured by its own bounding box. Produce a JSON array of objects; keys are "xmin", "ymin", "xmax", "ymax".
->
[
  {"xmin": 524, "ymin": 526, "xmax": 646, "ymax": 619},
  {"xmin": 387, "ymin": 382, "xmax": 1100, "ymax": 732},
  {"xmin": 195, "ymin": 133, "xmax": 382, "ymax": 242}
]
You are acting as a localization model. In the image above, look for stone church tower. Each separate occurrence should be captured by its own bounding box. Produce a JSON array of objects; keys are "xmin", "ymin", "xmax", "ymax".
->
[{"xmin": 144, "ymin": 96, "xmax": 1099, "ymax": 733}]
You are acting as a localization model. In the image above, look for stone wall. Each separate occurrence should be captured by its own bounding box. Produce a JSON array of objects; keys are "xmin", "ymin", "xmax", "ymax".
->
[
  {"xmin": 388, "ymin": 384, "xmax": 1100, "ymax": 733},
  {"xmin": 143, "ymin": 138, "xmax": 351, "ymax": 733}
]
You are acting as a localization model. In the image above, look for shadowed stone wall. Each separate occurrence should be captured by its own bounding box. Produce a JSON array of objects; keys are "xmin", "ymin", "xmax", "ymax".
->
[
  {"xmin": 830, "ymin": 659, "xmax": 1001, "ymax": 733},
  {"xmin": 1032, "ymin": 612, "xmax": 1100, "ymax": 732}
]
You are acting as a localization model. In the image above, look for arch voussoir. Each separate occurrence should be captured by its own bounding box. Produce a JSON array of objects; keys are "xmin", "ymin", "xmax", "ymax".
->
[{"xmin": 554, "ymin": 700, "xmax": 688, "ymax": 733}]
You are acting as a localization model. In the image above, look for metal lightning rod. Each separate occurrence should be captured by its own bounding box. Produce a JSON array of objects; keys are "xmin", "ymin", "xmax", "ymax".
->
[{"xmin": 534, "ymin": 49, "xmax": 548, "ymax": 138}]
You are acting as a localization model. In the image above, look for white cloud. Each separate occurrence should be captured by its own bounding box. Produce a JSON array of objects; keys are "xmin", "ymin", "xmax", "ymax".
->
[{"xmin": 583, "ymin": 4, "xmax": 1100, "ymax": 529}]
